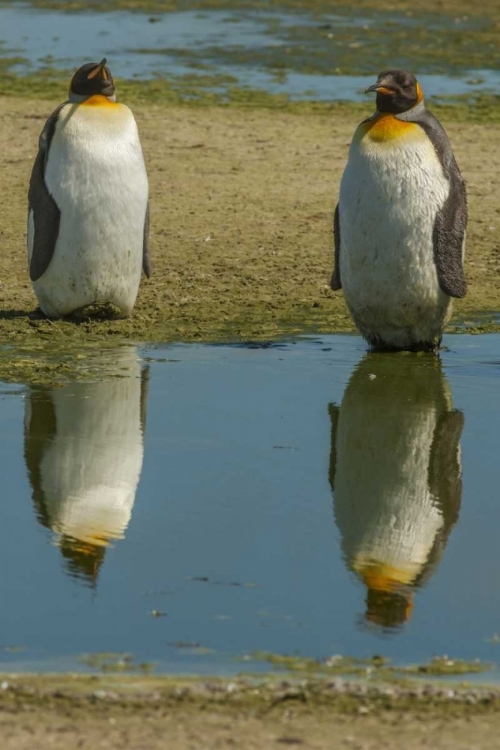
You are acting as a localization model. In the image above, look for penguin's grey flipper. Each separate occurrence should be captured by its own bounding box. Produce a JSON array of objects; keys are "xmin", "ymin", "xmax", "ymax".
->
[
  {"xmin": 330, "ymin": 204, "xmax": 342, "ymax": 290},
  {"xmin": 413, "ymin": 111, "xmax": 467, "ymax": 298},
  {"xmin": 28, "ymin": 105, "xmax": 65, "ymax": 282},
  {"xmin": 328, "ymin": 403, "xmax": 340, "ymax": 491},
  {"xmin": 142, "ymin": 202, "xmax": 151, "ymax": 278}
]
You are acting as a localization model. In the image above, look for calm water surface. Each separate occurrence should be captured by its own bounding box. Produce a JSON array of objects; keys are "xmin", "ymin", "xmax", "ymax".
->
[{"xmin": 1, "ymin": 333, "xmax": 500, "ymax": 675}]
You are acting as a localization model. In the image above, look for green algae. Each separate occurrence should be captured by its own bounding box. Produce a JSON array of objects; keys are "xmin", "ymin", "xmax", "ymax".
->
[
  {"xmin": 1, "ymin": 60, "xmax": 500, "ymax": 125},
  {"xmin": 78, "ymin": 652, "xmax": 155, "ymax": 673},
  {"xmin": 132, "ymin": 12, "xmax": 500, "ymax": 81},
  {"xmin": 1, "ymin": 670, "xmax": 500, "ymax": 720},
  {"xmin": 248, "ymin": 652, "xmax": 494, "ymax": 679},
  {"xmin": 2, "ymin": 0, "xmax": 500, "ymax": 18}
]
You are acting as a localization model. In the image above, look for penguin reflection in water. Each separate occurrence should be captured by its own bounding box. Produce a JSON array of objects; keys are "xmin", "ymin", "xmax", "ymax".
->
[
  {"xmin": 24, "ymin": 347, "xmax": 149, "ymax": 585},
  {"xmin": 28, "ymin": 59, "xmax": 150, "ymax": 319},
  {"xmin": 329, "ymin": 355, "xmax": 463, "ymax": 629},
  {"xmin": 332, "ymin": 70, "xmax": 467, "ymax": 352}
]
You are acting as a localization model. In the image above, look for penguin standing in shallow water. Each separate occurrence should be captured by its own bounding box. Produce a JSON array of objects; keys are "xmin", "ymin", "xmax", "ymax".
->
[
  {"xmin": 28, "ymin": 59, "xmax": 150, "ymax": 319},
  {"xmin": 331, "ymin": 69, "xmax": 467, "ymax": 351}
]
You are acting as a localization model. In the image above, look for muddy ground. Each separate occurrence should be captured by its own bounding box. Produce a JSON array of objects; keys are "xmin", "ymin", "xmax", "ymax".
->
[
  {"xmin": 4, "ymin": 673, "xmax": 500, "ymax": 749},
  {"xmin": 1, "ymin": 95, "xmax": 500, "ymax": 356}
]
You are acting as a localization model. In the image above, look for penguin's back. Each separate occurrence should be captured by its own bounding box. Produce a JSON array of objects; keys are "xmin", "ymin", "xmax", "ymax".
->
[
  {"xmin": 29, "ymin": 95, "xmax": 148, "ymax": 317},
  {"xmin": 339, "ymin": 114, "xmax": 451, "ymax": 349}
]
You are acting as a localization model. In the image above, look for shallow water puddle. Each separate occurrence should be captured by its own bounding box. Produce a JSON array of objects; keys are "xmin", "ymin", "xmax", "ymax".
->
[
  {"xmin": 1, "ymin": 6, "xmax": 499, "ymax": 100},
  {"xmin": 2, "ymin": 333, "xmax": 500, "ymax": 676}
]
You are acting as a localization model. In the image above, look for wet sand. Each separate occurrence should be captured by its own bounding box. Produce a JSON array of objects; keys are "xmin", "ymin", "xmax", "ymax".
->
[{"xmin": 1, "ymin": 95, "xmax": 500, "ymax": 358}]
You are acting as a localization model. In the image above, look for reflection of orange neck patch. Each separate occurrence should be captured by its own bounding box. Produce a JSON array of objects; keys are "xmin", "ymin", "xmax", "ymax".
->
[
  {"xmin": 81, "ymin": 95, "xmax": 118, "ymax": 108},
  {"xmin": 356, "ymin": 113, "xmax": 420, "ymax": 144},
  {"xmin": 357, "ymin": 562, "xmax": 418, "ymax": 591}
]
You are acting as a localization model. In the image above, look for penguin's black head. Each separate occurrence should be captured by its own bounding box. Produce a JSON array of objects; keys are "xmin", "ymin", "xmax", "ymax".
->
[
  {"xmin": 364, "ymin": 588, "xmax": 414, "ymax": 630},
  {"xmin": 365, "ymin": 69, "xmax": 422, "ymax": 114},
  {"xmin": 69, "ymin": 58, "xmax": 115, "ymax": 100}
]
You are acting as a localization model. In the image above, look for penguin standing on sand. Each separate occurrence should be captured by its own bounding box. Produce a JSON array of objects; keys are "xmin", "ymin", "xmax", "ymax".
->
[
  {"xmin": 331, "ymin": 69, "xmax": 467, "ymax": 351},
  {"xmin": 329, "ymin": 354, "xmax": 463, "ymax": 629},
  {"xmin": 28, "ymin": 59, "xmax": 150, "ymax": 319}
]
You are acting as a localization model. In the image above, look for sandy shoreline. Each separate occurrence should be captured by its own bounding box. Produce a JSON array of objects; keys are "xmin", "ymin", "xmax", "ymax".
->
[{"xmin": 2, "ymin": 672, "xmax": 500, "ymax": 749}]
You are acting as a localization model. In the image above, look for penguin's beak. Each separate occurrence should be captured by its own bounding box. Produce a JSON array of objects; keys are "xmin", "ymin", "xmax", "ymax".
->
[
  {"xmin": 365, "ymin": 81, "xmax": 396, "ymax": 95},
  {"xmin": 87, "ymin": 58, "xmax": 108, "ymax": 81}
]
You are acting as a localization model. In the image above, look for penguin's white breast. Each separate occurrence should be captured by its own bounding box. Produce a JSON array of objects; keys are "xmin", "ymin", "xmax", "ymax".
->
[
  {"xmin": 339, "ymin": 122, "xmax": 449, "ymax": 304},
  {"xmin": 44, "ymin": 102, "xmax": 148, "ymax": 261}
]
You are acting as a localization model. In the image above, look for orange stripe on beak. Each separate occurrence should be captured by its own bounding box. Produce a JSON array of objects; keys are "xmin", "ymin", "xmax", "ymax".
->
[{"xmin": 87, "ymin": 58, "xmax": 107, "ymax": 80}]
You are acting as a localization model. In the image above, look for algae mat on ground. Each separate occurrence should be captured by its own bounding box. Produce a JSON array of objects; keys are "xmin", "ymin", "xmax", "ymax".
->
[{"xmin": 0, "ymin": 95, "xmax": 500, "ymax": 354}]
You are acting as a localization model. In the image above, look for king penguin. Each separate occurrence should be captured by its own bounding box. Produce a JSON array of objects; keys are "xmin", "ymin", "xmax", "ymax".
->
[
  {"xmin": 329, "ymin": 354, "xmax": 463, "ymax": 629},
  {"xmin": 24, "ymin": 346, "xmax": 149, "ymax": 586},
  {"xmin": 331, "ymin": 69, "xmax": 467, "ymax": 351},
  {"xmin": 27, "ymin": 59, "xmax": 150, "ymax": 319}
]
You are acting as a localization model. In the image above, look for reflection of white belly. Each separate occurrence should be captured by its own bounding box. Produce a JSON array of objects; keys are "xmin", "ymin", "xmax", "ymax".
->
[
  {"xmin": 334, "ymin": 401, "xmax": 444, "ymax": 583},
  {"xmin": 38, "ymin": 349, "xmax": 144, "ymax": 546},
  {"xmin": 339, "ymin": 135, "xmax": 450, "ymax": 346}
]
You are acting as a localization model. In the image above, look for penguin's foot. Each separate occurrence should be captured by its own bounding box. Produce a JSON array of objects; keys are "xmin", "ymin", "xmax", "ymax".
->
[
  {"xmin": 366, "ymin": 336, "xmax": 442, "ymax": 354},
  {"xmin": 66, "ymin": 302, "xmax": 128, "ymax": 321}
]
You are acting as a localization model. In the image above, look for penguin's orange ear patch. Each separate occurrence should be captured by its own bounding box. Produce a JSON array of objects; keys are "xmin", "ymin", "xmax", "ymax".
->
[
  {"xmin": 87, "ymin": 66, "xmax": 101, "ymax": 80},
  {"xmin": 416, "ymin": 82, "xmax": 424, "ymax": 103}
]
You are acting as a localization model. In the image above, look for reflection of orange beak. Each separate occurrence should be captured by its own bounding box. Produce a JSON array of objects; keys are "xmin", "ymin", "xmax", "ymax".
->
[
  {"xmin": 65, "ymin": 539, "xmax": 109, "ymax": 555},
  {"xmin": 87, "ymin": 58, "xmax": 107, "ymax": 80}
]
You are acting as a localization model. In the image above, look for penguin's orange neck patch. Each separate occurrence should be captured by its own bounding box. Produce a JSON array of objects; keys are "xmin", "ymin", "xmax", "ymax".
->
[
  {"xmin": 356, "ymin": 113, "xmax": 420, "ymax": 144},
  {"xmin": 81, "ymin": 95, "xmax": 118, "ymax": 108}
]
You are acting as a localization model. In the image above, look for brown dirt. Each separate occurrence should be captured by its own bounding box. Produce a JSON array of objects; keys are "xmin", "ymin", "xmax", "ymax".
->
[
  {"xmin": 3, "ymin": 674, "xmax": 500, "ymax": 749},
  {"xmin": 1, "ymin": 96, "xmax": 500, "ymax": 354}
]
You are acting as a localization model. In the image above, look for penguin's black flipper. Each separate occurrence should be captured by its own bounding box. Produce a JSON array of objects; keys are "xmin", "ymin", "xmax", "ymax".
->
[
  {"xmin": 23, "ymin": 387, "xmax": 57, "ymax": 530},
  {"xmin": 140, "ymin": 365, "xmax": 150, "ymax": 436},
  {"xmin": 142, "ymin": 202, "xmax": 151, "ymax": 278},
  {"xmin": 327, "ymin": 403, "xmax": 340, "ymax": 491},
  {"xmin": 428, "ymin": 408, "xmax": 464, "ymax": 524},
  {"xmin": 414, "ymin": 111, "xmax": 467, "ymax": 298},
  {"xmin": 331, "ymin": 203, "xmax": 342, "ymax": 290},
  {"xmin": 28, "ymin": 105, "xmax": 65, "ymax": 282}
]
